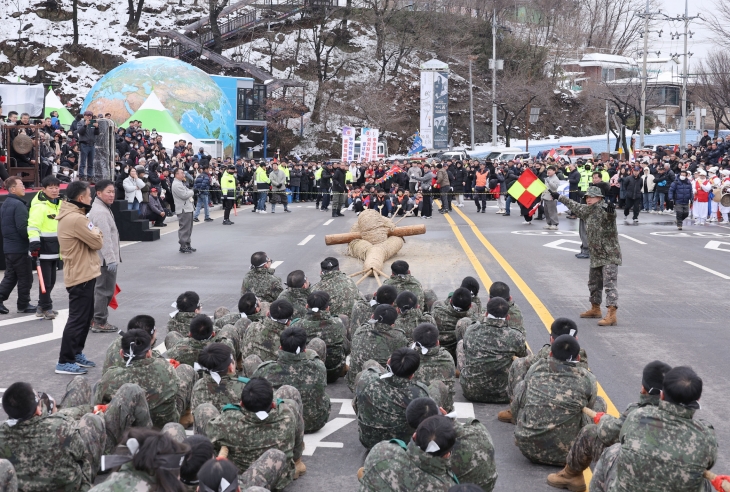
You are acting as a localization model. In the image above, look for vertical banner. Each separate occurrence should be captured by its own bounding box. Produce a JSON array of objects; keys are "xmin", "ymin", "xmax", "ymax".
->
[
  {"xmin": 360, "ymin": 128, "xmax": 379, "ymax": 162},
  {"xmin": 420, "ymin": 71, "xmax": 434, "ymax": 149},
  {"xmin": 368, "ymin": 128, "xmax": 379, "ymax": 160},
  {"xmin": 433, "ymin": 71, "xmax": 449, "ymax": 149},
  {"xmin": 359, "ymin": 127, "xmax": 369, "ymax": 162},
  {"xmin": 341, "ymin": 126, "xmax": 355, "ymax": 162}
]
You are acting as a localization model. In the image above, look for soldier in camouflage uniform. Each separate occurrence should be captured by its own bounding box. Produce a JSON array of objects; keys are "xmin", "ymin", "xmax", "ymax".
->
[
  {"xmin": 252, "ymin": 326, "xmax": 330, "ymax": 432},
  {"xmin": 240, "ymin": 251, "xmax": 284, "ymax": 303},
  {"xmin": 102, "ymin": 314, "xmax": 160, "ymax": 374},
  {"xmin": 441, "ymin": 276, "xmax": 482, "ymax": 318},
  {"xmin": 359, "ymin": 415, "xmax": 459, "ymax": 492},
  {"xmin": 499, "ymin": 317, "xmax": 587, "ymax": 423},
  {"xmin": 432, "ymin": 287, "xmax": 477, "ymax": 361},
  {"xmin": 411, "ymin": 323, "xmax": 455, "ymax": 412},
  {"xmin": 312, "ymin": 256, "xmax": 364, "ymax": 318},
  {"xmin": 276, "ymin": 270, "xmax": 312, "ymax": 320},
  {"xmin": 458, "ymin": 297, "xmax": 527, "ymax": 403},
  {"xmin": 214, "ymin": 293, "xmax": 269, "ymax": 330},
  {"xmin": 555, "ymin": 186, "xmax": 622, "ymax": 326},
  {"xmin": 548, "ymin": 360, "xmax": 671, "ymax": 491},
  {"xmin": 354, "ymin": 348, "xmax": 438, "ymax": 449},
  {"xmin": 165, "ymin": 314, "xmax": 237, "ymax": 367},
  {"xmin": 94, "ymin": 329, "xmax": 196, "ymax": 429},
  {"xmin": 395, "ymin": 291, "xmax": 435, "ymax": 343},
  {"xmin": 405, "ymin": 398, "xmax": 498, "ymax": 492},
  {"xmin": 0, "ymin": 376, "xmax": 151, "ymax": 492},
  {"xmin": 241, "ymin": 299, "xmax": 294, "ymax": 363},
  {"xmin": 383, "ymin": 260, "xmax": 426, "ymax": 309},
  {"xmin": 291, "ymin": 291, "xmax": 349, "ymax": 383},
  {"xmin": 200, "ymin": 378, "xmax": 306, "ymax": 490},
  {"xmin": 590, "ymin": 366, "xmax": 717, "ymax": 492},
  {"xmin": 349, "ymin": 284, "xmax": 399, "ymax": 342},
  {"xmin": 0, "ymin": 459, "xmax": 16, "ymax": 492},
  {"xmin": 512, "ymin": 335, "xmax": 602, "ymax": 466},
  {"xmin": 167, "ymin": 290, "xmax": 202, "ymax": 335},
  {"xmin": 347, "ymin": 304, "xmax": 408, "ymax": 391},
  {"xmin": 488, "ymin": 281, "xmax": 524, "ymax": 335},
  {"xmin": 194, "ymin": 453, "xmax": 287, "ymax": 492}
]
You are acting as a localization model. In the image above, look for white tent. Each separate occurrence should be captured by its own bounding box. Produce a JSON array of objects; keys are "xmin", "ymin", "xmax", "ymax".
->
[{"xmin": 121, "ymin": 91, "xmax": 202, "ymax": 151}]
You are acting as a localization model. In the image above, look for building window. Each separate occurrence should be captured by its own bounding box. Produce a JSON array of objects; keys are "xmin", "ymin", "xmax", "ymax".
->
[
  {"xmin": 237, "ymin": 84, "xmax": 266, "ymax": 121},
  {"xmin": 601, "ymin": 68, "xmax": 615, "ymax": 82}
]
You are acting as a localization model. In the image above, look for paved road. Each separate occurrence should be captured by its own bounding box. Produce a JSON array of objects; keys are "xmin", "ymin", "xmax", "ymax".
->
[{"xmin": 0, "ymin": 199, "xmax": 728, "ymax": 491}]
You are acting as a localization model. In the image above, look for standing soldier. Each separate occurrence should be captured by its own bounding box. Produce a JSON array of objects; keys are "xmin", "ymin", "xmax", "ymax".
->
[
  {"xmin": 553, "ymin": 186, "xmax": 621, "ymax": 326},
  {"xmin": 27, "ymin": 176, "xmax": 62, "ymax": 320},
  {"xmin": 221, "ymin": 164, "xmax": 237, "ymax": 225}
]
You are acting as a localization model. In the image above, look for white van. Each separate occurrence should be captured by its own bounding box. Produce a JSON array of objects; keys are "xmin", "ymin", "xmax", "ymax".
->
[{"xmin": 484, "ymin": 147, "xmax": 529, "ymax": 162}]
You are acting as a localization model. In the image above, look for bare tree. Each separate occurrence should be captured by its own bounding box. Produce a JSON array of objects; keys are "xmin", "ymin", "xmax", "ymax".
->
[
  {"xmin": 694, "ymin": 52, "xmax": 730, "ymax": 135},
  {"xmin": 576, "ymin": 0, "xmax": 648, "ymax": 54},
  {"xmin": 209, "ymin": 0, "xmax": 230, "ymax": 54},
  {"xmin": 707, "ymin": 0, "xmax": 730, "ymax": 48},
  {"xmin": 493, "ymin": 73, "xmax": 547, "ymax": 146},
  {"xmin": 126, "ymin": 0, "xmax": 145, "ymax": 30}
]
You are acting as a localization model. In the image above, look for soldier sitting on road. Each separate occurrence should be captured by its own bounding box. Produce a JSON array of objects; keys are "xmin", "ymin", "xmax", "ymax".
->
[
  {"xmin": 446, "ymin": 276, "xmax": 483, "ymax": 318},
  {"xmin": 499, "ymin": 317, "xmax": 587, "ymax": 424},
  {"xmin": 411, "ymin": 323, "xmax": 456, "ymax": 412},
  {"xmin": 214, "ymin": 293, "xmax": 268, "ymax": 330},
  {"xmin": 165, "ymin": 314, "xmax": 237, "ymax": 368},
  {"xmin": 405, "ymin": 398, "xmax": 498, "ymax": 492},
  {"xmin": 240, "ymin": 252, "xmax": 284, "ymax": 303},
  {"xmin": 312, "ymin": 256, "xmax": 363, "ymax": 319},
  {"xmin": 349, "ymin": 284, "xmax": 399, "ymax": 342},
  {"xmin": 241, "ymin": 299, "xmax": 293, "ymax": 366},
  {"xmin": 458, "ymin": 297, "xmax": 527, "ymax": 404},
  {"xmin": 548, "ymin": 360, "xmax": 671, "ymax": 492},
  {"xmin": 0, "ymin": 377, "xmax": 152, "ymax": 491},
  {"xmin": 383, "ymin": 260, "xmax": 426, "ymax": 309},
  {"xmin": 513, "ymin": 335, "xmax": 605, "ymax": 466},
  {"xmin": 291, "ymin": 290, "xmax": 349, "ymax": 383},
  {"xmin": 359, "ymin": 414, "xmax": 459, "ymax": 491},
  {"xmin": 253, "ymin": 326, "xmax": 330, "ymax": 433},
  {"xmin": 488, "ymin": 281, "xmax": 524, "ymax": 335},
  {"xmin": 347, "ymin": 304, "xmax": 407, "ymax": 391},
  {"xmin": 200, "ymin": 377, "xmax": 306, "ymax": 490},
  {"xmin": 432, "ymin": 287, "xmax": 478, "ymax": 361},
  {"xmin": 395, "ymin": 291, "xmax": 435, "ymax": 343},
  {"xmin": 192, "ymin": 343, "xmax": 251, "ymax": 424},
  {"xmin": 102, "ymin": 314, "xmax": 159, "ymax": 374},
  {"xmin": 276, "ymin": 270, "xmax": 312, "ymax": 321},
  {"xmin": 94, "ymin": 329, "xmax": 197, "ymax": 429},
  {"xmin": 353, "ymin": 347, "xmax": 437, "ymax": 449},
  {"xmin": 167, "ymin": 290, "xmax": 202, "ymax": 335},
  {"xmin": 195, "ymin": 452, "xmax": 288, "ymax": 492}
]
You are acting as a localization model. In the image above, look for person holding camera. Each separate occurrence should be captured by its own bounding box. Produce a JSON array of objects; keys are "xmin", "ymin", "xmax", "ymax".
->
[{"xmin": 77, "ymin": 111, "xmax": 99, "ymax": 182}]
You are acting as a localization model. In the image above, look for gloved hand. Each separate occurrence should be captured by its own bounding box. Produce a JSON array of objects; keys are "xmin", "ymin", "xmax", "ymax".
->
[
  {"xmin": 593, "ymin": 412, "xmax": 606, "ymax": 425},
  {"xmin": 29, "ymin": 241, "xmax": 41, "ymax": 255},
  {"xmin": 711, "ymin": 475, "xmax": 730, "ymax": 492},
  {"xmin": 168, "ymin": 358, "xmax": 180, "ymax": 368},
  {"xmin": 549, "ymin": 191, "xmax": 560, "ymax": 200},
  {"xmin": 106, "ymin": 262, "xmax": 117, "ymax": 273},
  {"xmin": 606, "ymin": 202, "xmax": 615, "ymax": 214}
]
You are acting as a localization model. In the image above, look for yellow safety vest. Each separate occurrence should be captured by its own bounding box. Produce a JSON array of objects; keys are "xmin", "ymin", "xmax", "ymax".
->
[{"xmin": 221, "ymin": 172, "xmax": 236, "ymax": 196}]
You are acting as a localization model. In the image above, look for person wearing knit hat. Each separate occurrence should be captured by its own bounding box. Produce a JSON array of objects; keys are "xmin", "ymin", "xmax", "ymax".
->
[{"xmin": 547, "ymin": 360, "xmax": 671, "ymax": 491}]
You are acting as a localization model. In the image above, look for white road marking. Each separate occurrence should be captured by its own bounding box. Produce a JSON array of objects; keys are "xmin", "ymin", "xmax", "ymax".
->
[
  {"xmin": 619, "ymin": 234, "xmax": 646, "ymax": 245},
  {"xmin": 0, "ymin": 313, "xmax": 45, "ymax": 328},
  {"xmin": 331, "ymin": 398, "xmax": 356, "ymax": 415},
  {"xmin": 453, "ymin": 402, "xmax": 476, "ymax": 419},
  {"xmin": 298, "ymin": 235, "xmax": 315, "ymax": 246},
  {"xmin": 651, "ymin": 231, "xmax": 730, "ymax": 237},
  {"xmin": 684, "ymin": 261, "xmax": 730, "ymax": 280},
  {"xmin": 0, "ymin": 309, "xmax": 69, "ymax": 352},
  {"xmin": 302, "ymin": 417, "xmax": 355, "ymax": 456},
  {"xmin": 512, "ymin": 230, "xmax": 579, "ymax": 236},
  {"xmin": 323, "ymin": 219, "xmax": 334, "ymax": 226},
  {"xmin": 543, "ymin": 239, "xmax": 582, "ymax": 253},
  {"xmin": 270, "ymin": 261, "xmax": 284, "ymax": 269},
  {"xmin": 704, "ymin": 241, "xmax": 730, "ymax": 253}
]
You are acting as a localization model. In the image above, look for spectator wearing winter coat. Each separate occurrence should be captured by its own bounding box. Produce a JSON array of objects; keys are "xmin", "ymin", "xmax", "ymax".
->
[
  {"xmin": 269, "ymin": 162, "xmax": 289, "ymax": 213},
  {"xmin": 122, "ymin": 167, "xmax": 145, "ymax": 211},
  {"xmin": 436, "ymin": 164, "xmax": 451, "ymax": 213},
  {"xmin": 622, "ymin": 166, "xmax": 644, "ymax": 222},
  {"xmin": 193, "ymin": 166, "xmax": 212, "ymax": 222},
  {"xmin": 408, "ymin": 164, "xmax": 423, "ymax": 194},
  {"xmin": 669, "ymin": 169, "xmax": 693, "ymax": 230},
  {"xmin": 641, "ymin": 167, "xmax": 655, "ymax": 211},
  {"xmin": 147, "ymin": 187, "xmax": 167, "ymax": 227},
  {"xmin": 290, "ymin": 165, "xmax": 303, "ymax": 202},
  {"xmin": 652, "ymin": 165, "xmax": 674, "ymax": 213},
  {"xmin": 0, "ymin": 177, "xmax": 34, "ymax": 314},
  {"xmin": 77, "ymin": 111, "xmax": 99, "ymax": 181},
  {"xmin": 451, "ymin": 163, "xmax": 467, "ymax": 207}
]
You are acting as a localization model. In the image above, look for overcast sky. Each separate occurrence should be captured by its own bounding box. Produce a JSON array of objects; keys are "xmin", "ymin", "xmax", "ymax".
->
[{"xmin": 650, "ymin": 0, "xmax": 717, "ymax": 67}]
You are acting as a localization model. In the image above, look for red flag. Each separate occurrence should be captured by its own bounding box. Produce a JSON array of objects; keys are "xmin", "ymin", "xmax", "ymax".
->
[{"xmin": 108, "ymin": 284, "xmax": 121, "ymax": 310}]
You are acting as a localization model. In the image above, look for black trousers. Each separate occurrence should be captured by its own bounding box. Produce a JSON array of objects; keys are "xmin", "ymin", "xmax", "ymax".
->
[
  {"xmin": 38, "ymin": 259, "xmax": 57, "ymax": 311},
  {"xmin": 223, "ymin": 198, "xmax": 234, "ymax": 220},
  {"xmin": 148, "ymin": 211, "xmax": 165, "ymax": 225},
  {"xmin": 58, "ymin": 278, "xmax": 96, "ymax": 364},
  {"xmin": 0, "ymin": 253, "xmax": 33, "ymax": 308},
  {"xmin": 474, "ymin": 186, "xmax": 487, "ymax": 209},
  {"xmin": 422, "ymin": 195, "xmax": 433, "ymax": 217},
  {"xmin": 624, "ymin": 197, "xmax": 641, "ymax": 220}
]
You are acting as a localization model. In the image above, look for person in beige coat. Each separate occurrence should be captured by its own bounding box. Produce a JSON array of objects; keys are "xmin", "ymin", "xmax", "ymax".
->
[{"xmin": 55, "ymin": 181, "xmax": 104, "ymax": 375}]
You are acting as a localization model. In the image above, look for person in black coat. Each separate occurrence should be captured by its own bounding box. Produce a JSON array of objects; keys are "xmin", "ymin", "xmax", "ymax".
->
[
  {"xmin": 0, "ymin": 177, "xmax": 35, "ymax": 314},
  {"xmin": 290, "ymin": 164, "xmax": 303, "ymax": 202},
  {"xmin": 567, "ymin": 163, "xmax": 581, "ymax": 218},
  {"xmin": 621, "ymin": 166, "xmax": 644, "ymax": 222}
]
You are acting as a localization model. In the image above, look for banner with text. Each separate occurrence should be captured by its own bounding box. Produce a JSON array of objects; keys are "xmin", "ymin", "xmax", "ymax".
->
[
  {"xmin": 432, "ymin": 71, "xmax": 449, "ymax": 149},
  {"xmin": 419, "ymin": 71, "xmax": 434, "ymax": 149},
  {"xmin": 360, "ymin": 128, "xmax": 379, "ymax": 162},
  {"xmin": 341, "ymin": 126, "xmax": 355, "ymax": 162}
]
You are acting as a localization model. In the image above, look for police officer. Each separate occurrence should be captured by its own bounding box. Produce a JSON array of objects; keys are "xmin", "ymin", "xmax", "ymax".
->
[
  {"xmin": 28, "ymin": 176, "xmax": 62, "ymax": 320},
  {"xmin": 221, "ymin": 164, "xmax": 236, "ymax": 225}
]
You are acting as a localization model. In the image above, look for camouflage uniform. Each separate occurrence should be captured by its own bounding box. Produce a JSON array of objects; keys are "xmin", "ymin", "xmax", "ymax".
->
[
  {"xmin": 359, "ymin": 439, "xmax": 458, "ymax": 492},
  {"xmin": 241, "ymin": 316, "xmax": 290, "ymax": 362},
  {"xmin": 395, "ymin": 308, "xmax": 435, "ymax": 343},
  {"xmin": 558, "ymin": 195, "xmax": 622, "ymax": 307},
  {"xmin": 165, "ymin": 331, "xmax": 237, "ymax": 367},
  {"xmin": 507, "ymin": 343, "xmax": 589, "ymax": 400},
  {"xmin": 312, "ymin": 270, "xmax": 364, "ymax": 317},
  {"xmin": 0, "ymin": 377, "xmax": 151, "ymax": 492},
  {"xmin": 214, "ymin": 311, "xmax": 248, "ymax": 330},
  {"xmin": 349, "ymin": 299, "xmax": 376, "ymax": 341},
  {"xmin": 0, "ymin": 459, "xmax": 17, "ymax": 492},
  {"xmin": 507, "ymin": 300, "xmax": 524, "ymax": 335},
  {"xmin": 431, "ymin": 302, "xmax": 477, "ymax": 360},
  {"xmin": 102, "ymin": 335, "xmax": 165, "ymax": 375},
  {"xmin": 94, "ymin": 356, "xmax": 196, "ymax": 429},
  {"xmin": 590, "ymin": 399, "xmax": 717, "ymax": 492},
  {"xmin": 201, "ymin": 386, "xmax": 305, "ymax": 490},
  {"xmin": 347, "ymin": 321, "xmax": 408, "ymax": 391},
  {"xmin": 253, "ymin": 349, "xmax": 330, "ymax": 432},
  {"xmin": 451, "ymin": 419, "xmax": 498, "ymax": 492},
  {"xmin": 566, "ymin": 393, "xmax": 659, "ymax": 472},
  {"xmin": 512, "ymin": 357, "xmax": 601, "ymax": 466},
  {"xmin": 413, "ymin": 346, "xmax": 456, "ymax": 412},
  {"xmin": 441, "ymin": 292, "xmax": 482, "ymax": 318},
  {"xmin": 167, "ymin": 311, "xmax": 198, "ymax": 335},
  {"xmin": 241, "ymin": 267, "xmax": 284, "ymax": 303},
  {"xmin": 277, "ymin": 286, "xmax": 312, "ymax": 321},
  {"xmin": 458, "ymin": 318, "xmax": 527, "ymax": 403},
  {"xmin": 191, "ymin": 373, "xmax": 249, "ymax": 415},
  {"xmin": 383, "ymin": 274, "xmax": 426, "ymax": 309},
  {"xmin": 353, "ymin": 365, "xmax": 433, "ymax": 449},
  {"xmin": 291, "ymin": 309, "xmax": 348, "ymax": 383}
]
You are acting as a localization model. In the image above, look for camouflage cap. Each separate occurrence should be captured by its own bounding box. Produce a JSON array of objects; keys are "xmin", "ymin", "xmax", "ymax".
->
[{"xmin": 585, "ymin": 186, "xmax": 604, "ymax": 198}]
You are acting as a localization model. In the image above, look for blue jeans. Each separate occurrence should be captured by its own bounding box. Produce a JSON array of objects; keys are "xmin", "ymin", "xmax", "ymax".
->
[
  {"xmin": 128, "ymin": 199, "xmax": 139, "ymax": 211},
  {"xmin": 257, "ymin": 191, "xmax": 268, "ymax": 211},
  {"xmin": 194, "ymin": 192, "xmax": 210, "ymax": 219},
  {"xmin": 79, "ymin": 144, "xmax": 94, "ymax": 178},
  {"xmin": 291, "ymin": 186, "xmax": 300, "ymax": 201},
  {"xmin": 643, "ymin": 192, "xmax": 654, "ymax": 211},
  {"xmin": 505, "ymin": 195, "xmax": 513, "ymax": 215},
  {"xmin": 654, "ymin": 192, "xmax": 666, "ymax": 211}
]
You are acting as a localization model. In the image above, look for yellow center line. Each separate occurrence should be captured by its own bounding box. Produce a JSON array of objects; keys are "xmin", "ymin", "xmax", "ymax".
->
[{"xmin": 438, "ymin": 204, "xmax": 492, "ymax": 288}]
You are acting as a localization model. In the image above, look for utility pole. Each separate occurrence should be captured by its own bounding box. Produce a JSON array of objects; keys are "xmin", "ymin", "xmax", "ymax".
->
[
  {"xmin": 491, "ymin": 9, "xmax": 497, "ymax": 146},
  {"xmin": 638, "ymin": 0, "xmax": 650, "ymax": 149},
  {"xmin": 668, "ymin": 0, "xmax": 699, "ymax": 151},
  {"xmin": 606, "ymin": 100, "xmax": 610, "ymax": 153},
  {"xmin": 468, "ymin": 55, "xmax": 476, "ymax": 150}
]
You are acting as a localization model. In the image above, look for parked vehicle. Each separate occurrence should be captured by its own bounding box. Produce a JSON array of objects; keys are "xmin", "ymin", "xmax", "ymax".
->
[{"xmin": 553, "ymin": 145, "xmax": 594, "ymax": 163}]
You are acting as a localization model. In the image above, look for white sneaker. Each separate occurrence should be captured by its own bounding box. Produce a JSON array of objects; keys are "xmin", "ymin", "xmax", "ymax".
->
[
  {"xmin": 523, "ymin": 220, "xmax": 532, "ymax": 225},
  {"xmin": 550, "ymin": 225, "xmax": 558, "ymax": 230},
  {"xmin": 496, "ymin": 210, "xmax": 504, "ymax": 214},
  {"xmin": 543, "ymin": 225, "xmax": 552, "ymax": 230}
]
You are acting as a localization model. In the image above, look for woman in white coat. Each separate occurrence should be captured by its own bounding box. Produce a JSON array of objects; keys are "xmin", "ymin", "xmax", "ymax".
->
[{"xmin": 123, "ymin": 167, "xmax": 145, "ymax": 211}]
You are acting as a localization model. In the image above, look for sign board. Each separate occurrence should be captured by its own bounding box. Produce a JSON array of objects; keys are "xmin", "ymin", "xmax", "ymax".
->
[
  {"xmin": 420, "ymin": 59, "xmax": 449, "ymax": 150},
  {"xmin": 341, "ymin": 126, "xmax": 355, "ymax": 162}
]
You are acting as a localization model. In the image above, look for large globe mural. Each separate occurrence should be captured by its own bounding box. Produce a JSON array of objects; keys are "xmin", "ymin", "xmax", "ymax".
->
[{"xmin": 81, "ymin": 57, "xmax": 234, "ymax": 153}]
